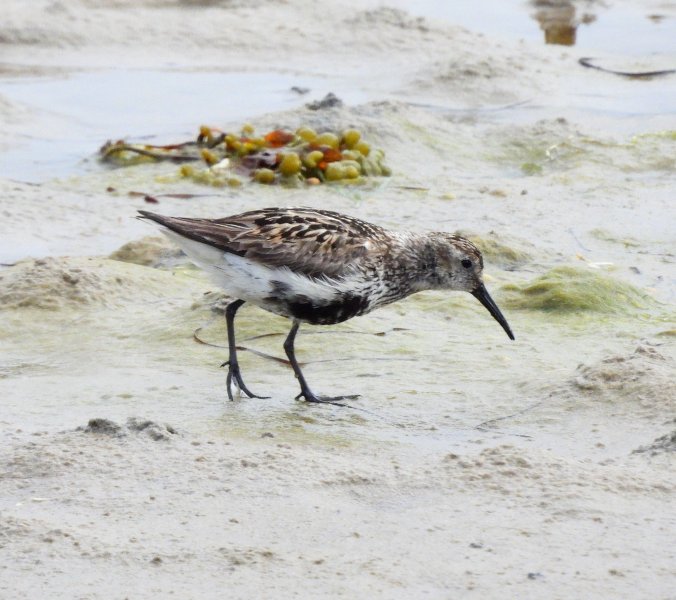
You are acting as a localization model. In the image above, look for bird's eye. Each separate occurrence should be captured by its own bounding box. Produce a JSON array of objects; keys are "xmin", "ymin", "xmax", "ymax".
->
[{"xmin": 461, "ymin": 259, "xmax": 472, "ymax": 269}]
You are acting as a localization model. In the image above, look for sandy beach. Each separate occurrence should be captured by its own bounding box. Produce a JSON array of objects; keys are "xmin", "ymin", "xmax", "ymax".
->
[{"xmin": 1, "ymin": 1, "xmax": 675, "ymax": 598}]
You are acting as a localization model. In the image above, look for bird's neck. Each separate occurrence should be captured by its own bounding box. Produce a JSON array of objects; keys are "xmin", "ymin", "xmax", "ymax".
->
[{"xmin": 385, "ymin": 233, "xmax": 442, "ymax": 294}]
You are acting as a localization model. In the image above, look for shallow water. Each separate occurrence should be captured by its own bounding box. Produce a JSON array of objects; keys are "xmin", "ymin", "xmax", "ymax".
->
[
  {"xmin": 396, "ymin": 0, "xmax": 676, "ymax": 54},
  {"xmin": 0, "ymin": 69, "xmax": 369, "ymax": 182}
]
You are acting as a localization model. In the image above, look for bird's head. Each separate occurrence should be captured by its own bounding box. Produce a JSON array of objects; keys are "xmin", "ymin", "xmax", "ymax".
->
[{"xmin": 427, "ymin": 233, "xmax": 515, "ymax": 341}]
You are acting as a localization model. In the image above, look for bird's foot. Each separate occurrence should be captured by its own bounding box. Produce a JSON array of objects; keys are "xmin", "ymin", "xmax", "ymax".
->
[
  {"xmin": 221, "ymin": 361, "xmax": 269, "ymax": 401},
  {"xmin": 295, "ymin": 389, "xmax": 360, "ymax": 407}
]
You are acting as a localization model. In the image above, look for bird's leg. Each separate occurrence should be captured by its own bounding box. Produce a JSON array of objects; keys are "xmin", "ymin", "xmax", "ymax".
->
[
  {"xmin": 221, "ymin": 299, "xmax": 269, "ymax": 400},
  {"xmin": 283, "ymin": 320, "xmax": 359, "ymax": 406}
]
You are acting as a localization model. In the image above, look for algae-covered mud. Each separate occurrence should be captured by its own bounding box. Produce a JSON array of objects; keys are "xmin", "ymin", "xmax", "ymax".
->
[{"xmin": 1, "ymin": 1, "xmax": 675, "ymax": 598}]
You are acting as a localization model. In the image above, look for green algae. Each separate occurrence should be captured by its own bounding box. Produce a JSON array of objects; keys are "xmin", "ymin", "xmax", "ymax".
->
[
  {"xmin": 456, "ymin": 231, "xmax": 532, "ymax": 268},
  {"xmin": 109, "ymin": 235, "xmax": 176, "ymax": 266},
  {"xmin": 402, "ymin": 291, "xmax": 472, "ymax": 316},
  {"xmin": 500, "ymin": 266, "xmax": 654, "ymax": 313},
  {"xmin": 0, "ymin": 256, "xmax": 189, "ymax": 311},
  {"xmin": 589, "ymin": 228, "xmax": 642, "ymax": 248},
  {"xmin": 520, "ymin": 162, "xmax": 543, "ymax": 176},
  {"xmin": 491, "ymin": 123, "xmax": 676, "ymax": 176},
  {"xmin": 631, "ymin": 130, "xmax": 676, "ymax": 143},
  {"xmin": 490, "ymin": 124, "xmax": 590, "ymax": 175}
]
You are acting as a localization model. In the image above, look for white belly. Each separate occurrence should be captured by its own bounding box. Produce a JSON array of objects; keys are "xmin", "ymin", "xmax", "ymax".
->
[{"xmin": 161, "ymin": 228, "xmax": 356, "ymax": 313}]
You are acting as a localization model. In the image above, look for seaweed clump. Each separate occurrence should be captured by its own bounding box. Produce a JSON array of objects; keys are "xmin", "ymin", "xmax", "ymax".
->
[
  {"xmin": 100, "ymin": 124, "xmax": 390, "ymax": 188},
  {"xmin": 500, "ymin": 266, "xmax": 653, "ymax": 313}
]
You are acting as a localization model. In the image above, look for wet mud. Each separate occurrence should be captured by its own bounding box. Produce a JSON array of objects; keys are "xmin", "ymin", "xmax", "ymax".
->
[{"xmin": 1, "ymin": 0, "xmax": 675, "ymax": 598}]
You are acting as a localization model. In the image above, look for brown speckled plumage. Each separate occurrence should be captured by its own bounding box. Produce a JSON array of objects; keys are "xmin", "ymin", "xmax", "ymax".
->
[
  {"xmin": 139, "ymin": 207, "xmax": 513, "ymax": 404},
  {"xmin": 140, "ymin": 207, "xmax": 391, "ymax": 278}
]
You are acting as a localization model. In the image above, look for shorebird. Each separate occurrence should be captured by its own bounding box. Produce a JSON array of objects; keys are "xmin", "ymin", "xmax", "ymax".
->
[{"xmin": 139, "ymin": 207, "xmax": 514, "ymax": 403}]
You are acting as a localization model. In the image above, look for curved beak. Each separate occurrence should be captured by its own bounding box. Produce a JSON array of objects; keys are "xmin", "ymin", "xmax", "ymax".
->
[{"xmin": 471, "ymin": 283, "xmax": 515, "ymax": 340}]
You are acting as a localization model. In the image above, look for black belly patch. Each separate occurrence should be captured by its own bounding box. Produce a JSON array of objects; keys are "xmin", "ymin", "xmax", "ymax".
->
[{"xmin": 288, "ymin": 293, "xmax": 369, "ymax": 325}]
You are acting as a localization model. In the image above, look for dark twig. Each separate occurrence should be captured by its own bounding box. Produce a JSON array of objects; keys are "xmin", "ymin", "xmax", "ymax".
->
[
  {"xmin": 475, "ymin": 400, "xmax": 544, "ymax": 433},
  {"xmin": 579, "ymin": 57, "xmax": 676, "ymax": 79}
]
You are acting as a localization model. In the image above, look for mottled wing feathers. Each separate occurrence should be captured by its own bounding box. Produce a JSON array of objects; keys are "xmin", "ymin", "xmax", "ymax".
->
[
  {"xmin": 138, "ymin": 207, "xmax": 389, "ymax": 278},
  {"xmin": 137, "ymin": 210, "xmax": 246, "ymax": 255}
]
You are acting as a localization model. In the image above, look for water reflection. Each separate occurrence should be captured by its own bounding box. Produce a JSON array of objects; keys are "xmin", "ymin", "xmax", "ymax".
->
[
  {"xmin": 391, "ymin": 0, "xmax": 673, "ymax": 55},
  {"xmin": 531, "ymin": 0, "xmax": 596, "ymax": 46}
]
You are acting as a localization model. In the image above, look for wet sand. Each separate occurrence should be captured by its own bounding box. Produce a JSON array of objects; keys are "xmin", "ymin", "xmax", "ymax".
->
[{"xmin": 1, "ymin": 1, "xmax": 675, "ymax": 598}]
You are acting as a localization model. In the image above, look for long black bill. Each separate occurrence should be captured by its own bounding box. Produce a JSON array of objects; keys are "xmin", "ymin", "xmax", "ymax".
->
[{"xmin": 471, "ymin": 283, "xmax": 515, "ymax": 340}]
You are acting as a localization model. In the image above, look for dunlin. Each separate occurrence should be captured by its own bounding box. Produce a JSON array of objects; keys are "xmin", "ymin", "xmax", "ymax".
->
[{"xmin": 139, "ymin": 207, "xmax": 514, "ymax": 403}]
